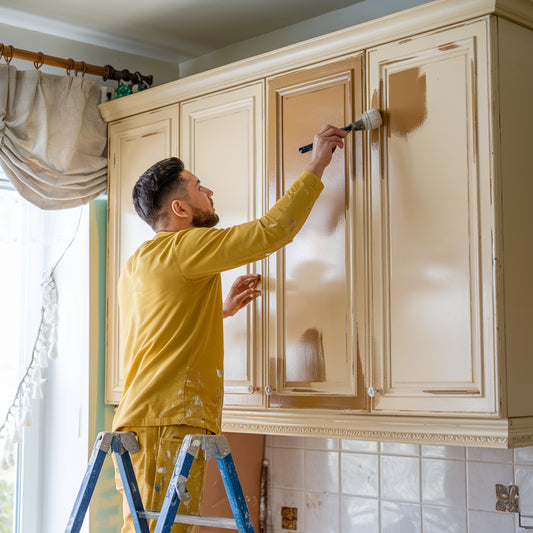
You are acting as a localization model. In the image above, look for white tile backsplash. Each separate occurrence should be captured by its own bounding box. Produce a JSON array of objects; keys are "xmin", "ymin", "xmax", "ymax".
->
[
  {"xmin": 468, "ymin": 510, "xmax": 515, "ymax": 533},
  {"xmin": 421, "ymin": 444, "xmax": 466, "ymax": 460},
  {"xmin": 467, "ymin": 461, "xmax": 514, "ymax": 512},
  {"xmin": 341, "ymin": 439, "xmax": 379, "ymax": 453},
  {"xmin": 271, "ymin": 446, "xmax": 305, "ymax": 489},
  {"xmin": 264, "ymin": 436, "xmax": 533, "ymax": 532},
  {"xmin": 305, "ymin": 436, "xmax": 339, "ymax": 451},
  {"xmin": 381, "ymin": 455, "xmax": 420, "ymax": 503},
  {"xmin": 304, "ymin": 492, "xmax": 340, "ymax": 533},
  {"xmin": 305, "ymin": 449, "xmax": 339, "ymax": 493},
  {"xmin": 422, "ymin": 506, "xmax": 467, "ymax": 533},
  {"xmin": 422, "ymin": 458, "xmax": 466, "ymax": 508},
  {"xmin": 467, "ymin": 447, "xmax": 514, "ymax": 464},
  {"xmin": 341, "ymin": 496, "xmax": 380, "ymax": 533},
  {"xmin": 380, "ymin": 441, "xmax": 420, "ymax": 456},
  {"xmin": 515, "ymin": 447, "xmax": 533, "ymax": 465},
  {"xmin": 341, "ymin": 452, "xmax": 379, "ymax": 498},
  {"xmin": 381, "ymin": 501, "xmax": 422, "ymax": 533},
  {"xmin": 271, "ymin": 435, "xmax": 306, "ymax": 449},
  {"xmin": 515, "ymin": 466, "xmax": 533, "ymax": 515},
  {"xmin": 270, "ymin": 487, "xmax": 306, "ymax": 533}
]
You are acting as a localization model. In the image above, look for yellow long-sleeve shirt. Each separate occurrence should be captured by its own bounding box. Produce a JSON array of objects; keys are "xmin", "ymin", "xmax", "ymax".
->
[{"xmin": 112, "ymin": 170, "xmax": 324, "ymax": 434}]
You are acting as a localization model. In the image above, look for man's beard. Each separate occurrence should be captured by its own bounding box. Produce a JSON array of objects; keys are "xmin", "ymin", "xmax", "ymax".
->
[{"xmin": 191, "ymin": 206, "xmax": 219, "ymax": 228}]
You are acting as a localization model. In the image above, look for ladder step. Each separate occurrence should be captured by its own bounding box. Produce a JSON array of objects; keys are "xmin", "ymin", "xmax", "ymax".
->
[{"xmin": 139, "ymin": 511, "xmax": 237, "ymax": 529}]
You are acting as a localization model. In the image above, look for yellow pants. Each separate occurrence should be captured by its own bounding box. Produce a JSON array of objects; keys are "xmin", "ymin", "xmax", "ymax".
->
[{"xmin": 114, "ymin": 425, "xmax": 209, "ymax": 533}]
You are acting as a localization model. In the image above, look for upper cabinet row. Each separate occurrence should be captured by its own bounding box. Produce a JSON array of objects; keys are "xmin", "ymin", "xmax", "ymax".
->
[{"xmin": 103, "ymin": 5, "xmax": 533, "ymax": 447}]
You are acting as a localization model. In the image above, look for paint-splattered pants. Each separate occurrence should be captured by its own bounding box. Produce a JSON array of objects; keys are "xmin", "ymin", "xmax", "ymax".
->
[{"xmin": 114, "ymin": 425, "xmax": 209, "ymax": 533}]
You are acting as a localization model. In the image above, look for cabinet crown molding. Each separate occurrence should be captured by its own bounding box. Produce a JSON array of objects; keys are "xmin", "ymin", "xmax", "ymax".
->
[{"xmin": 99, "ymin": 0, "xmax": 532, "ymax": 124}]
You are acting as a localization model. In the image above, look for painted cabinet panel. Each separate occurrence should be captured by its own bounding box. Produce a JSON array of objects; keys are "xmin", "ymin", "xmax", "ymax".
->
[
  {"xmin": 106, "ymin": 106, "xmax": 179, "ymax": 403},
  {"xmin": 103, "ymin": 6, "xmax": 533, "ymax": 446},
  {"xmin": 266, "ymin": 57, "xmax": 367, "ymax": 410},
  {"xmin": 180, "ymin": 83, "xmax": 265, "ymax": 408},
  {"xmin": 368, "ymin": 20, "xmax": 497, "ymax": 414}
]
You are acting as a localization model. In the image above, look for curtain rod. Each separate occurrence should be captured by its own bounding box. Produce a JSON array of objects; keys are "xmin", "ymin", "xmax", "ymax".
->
[{"xmin": 0, "ymin": 43, "xmax": 153, "ymax": 86}]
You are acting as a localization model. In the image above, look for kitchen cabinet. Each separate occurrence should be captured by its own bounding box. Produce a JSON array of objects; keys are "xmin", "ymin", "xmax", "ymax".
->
[
  {"xmin": 100, "ymin": 0, "xmax": 533, "ymax": 447},
  {"xmin": 180, "ymin": 83, "xmax": 265, "ymax": 409},
  {"xmin": 105, "ymin": 106, "xmax": 179, "ymax": 403},
  {"xmin": 266, "ymin": 56, "xmax": 367, "ymax": 411},
  {"xmin": 367, "ymin": 20, "xmax": 497, "ymax": 415}
]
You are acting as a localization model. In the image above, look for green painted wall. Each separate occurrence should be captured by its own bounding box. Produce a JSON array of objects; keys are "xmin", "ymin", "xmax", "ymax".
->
[{"xmin": 89, "ymin": 198, "xmax": 122, "ymax": 533}]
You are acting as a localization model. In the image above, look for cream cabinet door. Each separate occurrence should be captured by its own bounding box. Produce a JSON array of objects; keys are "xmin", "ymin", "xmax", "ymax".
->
[
  {"xmin": 180, "ymin": 83, "xmax": 264, "ymax": 408},
  {"xmin": 368, "ymin": 19, "xmax": 498, "ymax": 414},
  {"xmin": 266, "ymin": 56, "xmax": 367, "ymax": 411},
  {"xmin": 106, "ymin": 106, "xmax": 179, "ymax": 403}
]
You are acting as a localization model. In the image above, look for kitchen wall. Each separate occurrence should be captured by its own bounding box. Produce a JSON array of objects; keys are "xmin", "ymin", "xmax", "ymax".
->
[
  {"xmin": 264, "ymin": 435, "xmax": 533, "ymax": 533},
  {"xmin": 0, "ymin": 21, "xmax": 180, "ymax": 87},
  {"xmin": 0, "ymin": 0, "xmax": 433, "ymax": 85},
  {"xmin": 179, "ymin": 0, "xmax": 431, "ymax": 77}
]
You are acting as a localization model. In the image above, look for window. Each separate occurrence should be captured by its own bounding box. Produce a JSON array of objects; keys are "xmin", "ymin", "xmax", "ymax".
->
[
  {"xmin": 0, "ymin": 177, "xmax": 26, "ymax": 533},
  {"xmin": 0, "ymin": 169, "xmax": 90, "ymax": 532}
]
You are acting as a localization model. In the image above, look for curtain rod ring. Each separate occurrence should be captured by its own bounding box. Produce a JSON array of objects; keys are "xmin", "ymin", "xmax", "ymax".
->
[
  {"xmin": 66, "ymin": 58, "xmax": 74, "ymax": 76},
  {"xmin": 4, "ymin": 45, "xmax": 13, "ymax": 65},
  {"xmin": 80, "ymin": 61, "xmax": 87, "ymax": 77},
  {"xmin": 103, "ymin": 64, "xmax": 114, "ymax": 82},
  {"xmin": 33, "ymin": 52, "xmax": 44, "ymax": 70}
]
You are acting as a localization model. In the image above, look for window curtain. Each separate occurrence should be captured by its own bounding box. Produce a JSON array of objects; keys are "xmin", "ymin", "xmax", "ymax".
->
[{"xmin": 0, "ymin": 64, "xmax": 107, "ymax": 210}]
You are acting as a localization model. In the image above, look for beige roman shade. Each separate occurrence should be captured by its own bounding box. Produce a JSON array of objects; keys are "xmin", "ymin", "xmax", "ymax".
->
[{"xmin": 0, "ymin": 64, "xmax": 107, "ymax": 209}]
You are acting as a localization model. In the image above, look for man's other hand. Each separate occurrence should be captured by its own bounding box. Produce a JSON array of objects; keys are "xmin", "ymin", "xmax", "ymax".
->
[{"xmin": 223, "ymin": 273, "xmax": 261, "ymax": 318}]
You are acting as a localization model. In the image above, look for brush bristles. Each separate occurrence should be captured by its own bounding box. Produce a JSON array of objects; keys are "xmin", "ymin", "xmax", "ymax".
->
[{"xmin": 362, "ymin": 108, "xmax": 382, "ymax": 130}]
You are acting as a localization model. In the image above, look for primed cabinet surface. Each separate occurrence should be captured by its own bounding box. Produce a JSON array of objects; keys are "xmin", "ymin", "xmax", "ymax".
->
[
  {"xmin": 180, "ymin": 84, "xmax": 264, "ymax": 408},
  {"xmin": 103, "ymin": 1, "xmax": 533, "ymax": 447},
  {"xmin": 368, "ymin": 20, "xmax": 496, "ymax": 414},
  {"xmin": 106, "ymin": 106, "xmax": 179, "ymax": 403},
  {"xmin": 266, "ymin": 57, "xmax": 367, "ymax": 410}
]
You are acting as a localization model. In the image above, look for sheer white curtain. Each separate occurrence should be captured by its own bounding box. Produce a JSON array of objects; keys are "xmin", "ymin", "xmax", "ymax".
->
[
  {"xmin": 0, "ymin": 64, "xmax": 107, "ymax": 209},
  {"xmin": 0, "ymin": 180, "xmax": 87, "ymax": 529}
]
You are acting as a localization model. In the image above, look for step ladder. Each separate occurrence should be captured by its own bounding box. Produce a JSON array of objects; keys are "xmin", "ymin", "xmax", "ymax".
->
[{"xmin": 66, "ymin": 431, "xmax": 255, "ymax": 533}]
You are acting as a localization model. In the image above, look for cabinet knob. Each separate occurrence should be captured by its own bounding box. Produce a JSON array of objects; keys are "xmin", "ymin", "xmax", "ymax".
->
[
  {"xmin": 367, "ymin": 386, "xmax": 379, "ymax": 398},
  {"xmin": 265, "ymin": 385, "xmax": 273, "ymax": 395},
  {"xmin": 247, "ymin": 385, "xmax": 257, "ymax": 394}
]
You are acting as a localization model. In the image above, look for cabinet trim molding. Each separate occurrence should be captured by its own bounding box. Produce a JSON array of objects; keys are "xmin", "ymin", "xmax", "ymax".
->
[
  {"xmin": 98, "ymin": 0, "xmax": 532, "ymax": 124},
  {"xmin": 222, "ymin": 412, "xmax": 533, "ymax": 448}
]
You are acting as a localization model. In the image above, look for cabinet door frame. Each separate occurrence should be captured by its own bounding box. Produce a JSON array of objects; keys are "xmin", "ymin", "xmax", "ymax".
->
[
  {"xmin": 180, "ymin": 82, "xmax": 265, "ymax": 409},
  {"xmin": 367, "ymin": 19, "xmax": 499, "ymax": 415},
  {"xmin": 106, "ymin": 106, "xmax": 179, "ymax": 404},
  {"xmin": 266, "ymin": 54, "xmax": 369, "ymax": 411}
]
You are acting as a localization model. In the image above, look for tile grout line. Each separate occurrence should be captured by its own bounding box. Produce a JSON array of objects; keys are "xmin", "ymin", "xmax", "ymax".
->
[
  {"xmin": 465, "ymin": 446, "xmax": 470, "ymax": 533},
  {"xmin": 419, "ymin": 446, "xmax": 424, "ymax": 533},
  {"xmin": 302, "ymin": 443, "xmax": 306, "ymax": 533},
  {"xmin": 376, "ymin": 442, "xmax": 383, "ymax": 533},
  {"xmin": 339, "ymin": 442, "xmax": 343, "ymax": 532}
]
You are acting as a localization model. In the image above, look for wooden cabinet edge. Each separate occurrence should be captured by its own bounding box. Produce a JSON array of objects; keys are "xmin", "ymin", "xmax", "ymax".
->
[
  {"xmin": 222, "ymin": 411, "xmax": 533, "ymax": 448},
  {"xmin": 98, "ymin": 0, "xmax": 532, "ymax": 124}
]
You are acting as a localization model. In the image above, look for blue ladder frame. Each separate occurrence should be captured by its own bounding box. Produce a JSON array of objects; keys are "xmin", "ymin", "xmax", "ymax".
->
[
  {"xmin": 65, "ymin": 431, "xmax": 255, "ymax": 533},
  {"xmin": 153, "ymin": 434, "xmax": 254, "ymax": 533}
]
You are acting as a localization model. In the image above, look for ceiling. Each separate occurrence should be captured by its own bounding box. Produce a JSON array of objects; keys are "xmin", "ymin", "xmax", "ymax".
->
[{"xmin": 0, "ymin": 0, "xmax": 364, "ymax": 63}]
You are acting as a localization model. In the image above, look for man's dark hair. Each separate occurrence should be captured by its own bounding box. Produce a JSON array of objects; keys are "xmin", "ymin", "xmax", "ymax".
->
[{"xmin": 132, "ymin": 157, "xmax": 188, "ymax": 229}]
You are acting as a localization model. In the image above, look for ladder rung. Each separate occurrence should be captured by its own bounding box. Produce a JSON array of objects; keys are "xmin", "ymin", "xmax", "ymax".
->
[{"xmin": 139, "ymin": 510, "xmax": 238, "ymax": 529}]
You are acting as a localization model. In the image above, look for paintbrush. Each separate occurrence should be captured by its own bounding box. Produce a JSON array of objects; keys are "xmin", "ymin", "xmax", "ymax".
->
[{"xmin": 298, "ymin": 108, "xmax": 383, "ymax": 154}]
